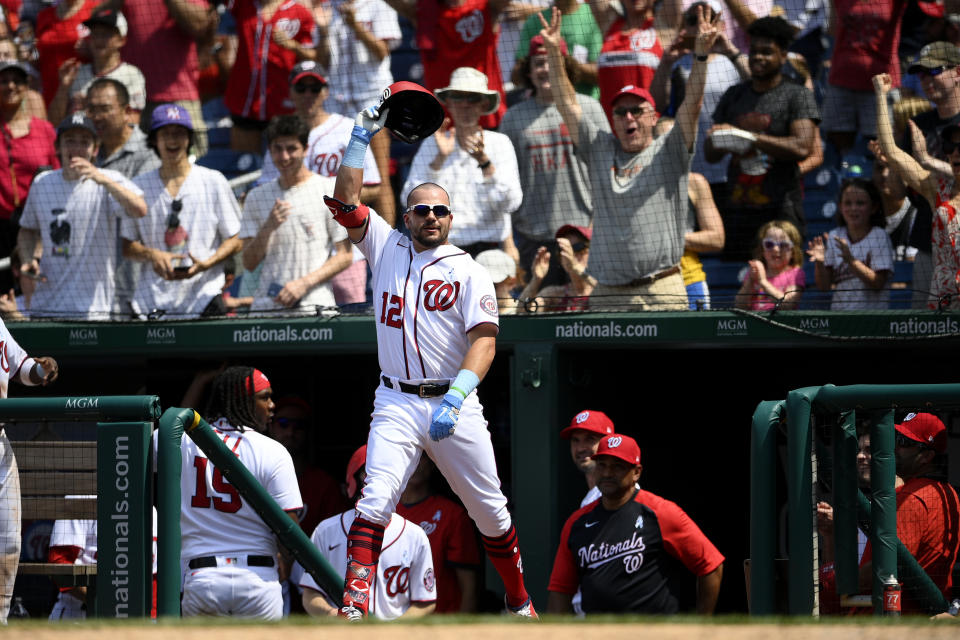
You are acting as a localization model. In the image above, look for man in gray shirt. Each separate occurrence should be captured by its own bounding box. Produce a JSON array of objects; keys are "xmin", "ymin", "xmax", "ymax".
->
[
  {"xmin": 541, "ymin": 7, "xmax": 719, "ymax": 310},
  {"xmin": 500, "ymin": 35, "xmax": 609, "ymax": 288},
  {"xmin": 86, "ymin": 77, "xmax": 159, "ymax": 316}
]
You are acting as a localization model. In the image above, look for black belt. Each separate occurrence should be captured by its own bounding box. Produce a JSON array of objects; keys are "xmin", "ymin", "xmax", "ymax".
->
[
  {"xmin": 382, "ymin": 376, "xmax": 449, "ymax": 398},
  {"xmin": 188, "ymin": 555, "xmax": 274, "ymax": 569},
  {"xmin": 624, "ymin": 265, "xmax": 681, "ymax": 287}
]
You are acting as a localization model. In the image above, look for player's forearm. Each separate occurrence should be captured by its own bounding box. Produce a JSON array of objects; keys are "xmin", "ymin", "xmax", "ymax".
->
[
  {"xmin": 47, "ymin": 85, "xmax": 70, "ymax": 127},
  {"xmin": 695, "ymin": 564, "xmax": 723, "ymax": 614},
  {"xmin": 17, "ymin": 228, "xmax": 41, "ymax": 266},
  {"xmin": 752, "ymin": 130, "xmax": 813, "ymax": 162},
  {"xmin": 460, "ymin": 334, "xmax": 496, "ymax": 382},
  {"xmin": 548, "ymin": 47, "xmax": 582, "ymax": 147},
  {"xmin": 676, "ymin": 56, "xmax": 709, "ymax": 152},
  {"xmin": 122, "ymin": 239, "xmax": 156, "ymax": 263},
  {"xmin": 302, "ymin": 588, "xmax": 338, "ymax": 617},
  {"xmin": 349, "ymin": 22, "xmax": 389, "ymax": 61},
  {"xmin": 334, "ymin": 165, "xmax": 365, "ymax": 206},
  {"xmin": 241, "ymin": 228, "xmax": 273, "ymax": 271}
]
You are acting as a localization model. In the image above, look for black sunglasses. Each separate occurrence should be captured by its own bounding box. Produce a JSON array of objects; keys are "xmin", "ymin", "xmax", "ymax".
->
[
  {"xmin": 293, "ymin": 83, "xmax": 325, "ymax": 94},
  {"xmin": 895, "ymin": 432, "xmax": 929, "ymax": 450},
  {"xmin": 167, "ymin": 198, "xmax": 182, "ymax": 228},
  {"xmin": 407, "ymin": 204, "xmax": 452, "ymax": 218},
  {"xmin": 571, "ymin": 241, "xmax": 588, "ymax": 253},
  {"xmin": 612, "ymin": 105, "xmax": 654, "ymax": 118}
]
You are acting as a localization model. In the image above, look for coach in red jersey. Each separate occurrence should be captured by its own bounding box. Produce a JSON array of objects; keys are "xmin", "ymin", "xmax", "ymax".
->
[{"xmin": 547, "ymin": 434, "xmax": 724, "ymax": 615}]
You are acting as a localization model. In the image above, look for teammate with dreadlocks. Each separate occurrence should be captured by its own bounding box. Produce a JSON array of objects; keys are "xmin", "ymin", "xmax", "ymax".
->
[{"xmin": 175, "ymin": 366, "xmax": 303, "ymax": 618}]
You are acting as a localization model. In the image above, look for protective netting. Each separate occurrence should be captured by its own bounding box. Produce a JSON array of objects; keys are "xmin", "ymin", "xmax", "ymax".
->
[
  {"xmin": 0, "ymin": 0, "xmax": 951, "ymax": 318},
  {"xmin": 2, "ymin": 420, "xmax": 97, "ymax": 620}
]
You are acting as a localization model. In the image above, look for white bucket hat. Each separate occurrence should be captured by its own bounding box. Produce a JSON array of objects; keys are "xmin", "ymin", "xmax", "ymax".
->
[
  {"xmin": 435, "ymin": 67, "xmax": 501, "ymax": 116},
  {"xmin": 476, "ymin": 249, "xmax": 516, "ymax": 283}
]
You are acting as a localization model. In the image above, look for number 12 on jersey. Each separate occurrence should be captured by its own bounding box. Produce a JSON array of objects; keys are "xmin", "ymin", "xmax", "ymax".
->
[{"xmin": 380, "ymin": 292, "xmax": 403, "ymax": 328}]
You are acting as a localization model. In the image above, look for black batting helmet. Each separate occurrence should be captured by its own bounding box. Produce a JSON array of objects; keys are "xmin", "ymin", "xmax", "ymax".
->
[{"xmin": 378, "ymin": 82, "xmax": 445, "ymax": 144}]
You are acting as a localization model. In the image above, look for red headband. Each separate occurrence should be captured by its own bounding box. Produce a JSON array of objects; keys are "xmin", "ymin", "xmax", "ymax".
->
[{"xmin": 247, "ymin": 369, "xmax": 271, "ymax": 395}]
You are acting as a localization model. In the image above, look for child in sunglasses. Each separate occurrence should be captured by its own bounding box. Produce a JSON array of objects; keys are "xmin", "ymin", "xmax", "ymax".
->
[
  {"xmin": 735, "ymin": 220, "xmax": 805, "ymax": 310},
  {"xmin": 806, "ymin": 178, "xmax": 894, "ymax": 310}
]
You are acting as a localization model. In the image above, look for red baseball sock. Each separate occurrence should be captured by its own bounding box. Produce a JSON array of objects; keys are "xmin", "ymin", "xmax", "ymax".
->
[
  {"xmin": 343, "ymin": 516, "xmax": 385, "ymax": 614},
  {"xmin": 481, "ymin": 524, "xmax": 530, "ymax": 608}
]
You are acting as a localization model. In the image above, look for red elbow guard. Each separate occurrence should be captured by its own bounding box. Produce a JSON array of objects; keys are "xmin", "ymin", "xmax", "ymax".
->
[{"xmin": 324, "ymin": 195, "xmax": 370, "ymax": 228}]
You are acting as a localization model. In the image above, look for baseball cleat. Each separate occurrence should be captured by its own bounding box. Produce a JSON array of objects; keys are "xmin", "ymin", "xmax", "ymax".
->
[
  {"xmin": 504, "ymin": 596, "xmax": 539, "ymax": 619},
  {"xmin": 339, "ymin": 605, "xmax": 364, "ymax": 622}
]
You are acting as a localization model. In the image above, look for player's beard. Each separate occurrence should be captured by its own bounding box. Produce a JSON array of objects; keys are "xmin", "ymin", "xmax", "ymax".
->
[{"xmin": 414, "ymin": 223, "xmax": 449, "ymax": 249}]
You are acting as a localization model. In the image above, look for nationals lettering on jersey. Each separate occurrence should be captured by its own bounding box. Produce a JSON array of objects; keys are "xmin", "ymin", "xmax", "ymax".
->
[
  {"xmin": 299, "ymin": 510, "xmax": 435, "ymax": 620},
  {"xmin": 358, "ymin": 212, "xmax": 498, "ymax": 381},
  {"xmin": 549, "ymin": 488, "xmax": 724, "ymax": 614},
  {"xmin": 160, "ymin": 418, "xmax": 302, "ymax": 560}
]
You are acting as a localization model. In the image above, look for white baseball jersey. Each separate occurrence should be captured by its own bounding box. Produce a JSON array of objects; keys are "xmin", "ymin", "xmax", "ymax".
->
[
  {"xmin": 122, "ymin": 166, "xmax": 241, "ymax": 318},
  {"xmin": 19, "ymin": 168, "xmax": 143, "ymax": 318},
  {"xmin": 47, "ymin": 508, "xmax": 97, "ymax": 621},
  {"xmin": 259, "ymin": 113, "xmax": 382, "ymax": 185},
  {"xmin": 176, "ymin": 418, "xmax": 302, "ymax": 558},
  {"xmin": 299, "ymin": 511, "xmax": 435, "ymax": 620},
  {"xmin": 358, "ymin": 212, "xmax": 500, "ymax": 380},
  {"xmin": 240, "ymin": 174, "xmax": 348, "ymax": 311},
  {"xmin": 0, "ymin": 319, "xmax": 31, "ymax": 400},
  {"xmin": 324, "ymin": 0, "xmax": 401, "ymax": 112}
]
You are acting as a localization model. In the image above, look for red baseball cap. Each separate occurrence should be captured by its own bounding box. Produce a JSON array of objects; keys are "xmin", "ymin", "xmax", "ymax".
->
[
  {"xmin": 529, "ymin": 34, "xmax": 567, "ymax": 57},
  {"xmin": 593, "ymin": 434, "xmax": 641, "ymax": 465},
  {"xmin": 345, "ymin": 445, "xmax": 367, "ymax": 497},
  {"xmin": 560, "ymin": 409, "xmax": 614, "ymax": 439},
  {"xmin": 895, "ymin": 413, "xmax": 947, "ymax": 454},
  {"xmin": 555, "ymin": 224, "xmax": 592, "ymax": 241},
  {"xmin": 607, "ymin": 84, "xmax": 656, "ymax": 112}
]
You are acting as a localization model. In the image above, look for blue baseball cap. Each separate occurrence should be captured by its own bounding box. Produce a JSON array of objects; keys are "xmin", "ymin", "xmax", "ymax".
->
[
  {"xmin": 150, "ymin": 103, "xmax": 193, "ymax": 132},
  {"xmin": 56, "ymin": 112, "xmax": 99, "ymax": 140}
]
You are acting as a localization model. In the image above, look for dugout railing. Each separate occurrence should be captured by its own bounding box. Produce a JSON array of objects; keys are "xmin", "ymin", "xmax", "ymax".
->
[
  {"xmin": 750, "ymin": 384, "xmax": 958, "ymax": 616},
  {"xmin": 0, "ymin": 395, "xmax": 160, "ymax": 618}
]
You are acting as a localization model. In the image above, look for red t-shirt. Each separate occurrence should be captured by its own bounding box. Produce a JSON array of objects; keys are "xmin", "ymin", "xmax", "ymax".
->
[
  {"xmin": 549, "ymin": 488, "xmax": 723, "ymax": 613},
  {"xmin": 396, "ymin": 494, "xmax": 481, "ymax": 613},
  {"xmin": 122, "ymin": 0, "xmax": 207, "ymax": 102},
  {"xmin": 35, "ymin": 1, "xmax": 95, "ymax": 106},
  {"xmin": 0, "ymin": 118, "xmax": 59, "ymax": 219},
  {"xmin": 860, "ymin": 477, "xmax": 960, "ymax": 614},
  {"xmin": 597, "ymin": 17, "xmax": 662, "ymax": 113},
  {"xmin": 417, "ymin": 0, "xmax": 505, "ymax": 129},
  {"xmin": 224, "ymin": 0, "xmax": 316, "ymax": 122},
  {"xmin": 828, "ymin": 0, "xmax": 908, "ymax": 92}
]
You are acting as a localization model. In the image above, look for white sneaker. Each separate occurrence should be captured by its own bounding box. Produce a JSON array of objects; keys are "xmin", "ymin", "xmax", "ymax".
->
[
  {"xmin": 339, "ymin": 605, "xmax": 363, "ymax": 621},
  {"xmin": 505, "ymin": 596, "xmax": 538, "ymax": 619}
]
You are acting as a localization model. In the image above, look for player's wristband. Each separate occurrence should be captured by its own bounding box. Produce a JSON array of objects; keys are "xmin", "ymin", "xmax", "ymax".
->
[
  {"xmin": 447, "ymin": 369, "xmax": 480, "ymax": 405},
  {"xmin": 343, "ymin": 126, "xmax": 372, "ymax": 168}
]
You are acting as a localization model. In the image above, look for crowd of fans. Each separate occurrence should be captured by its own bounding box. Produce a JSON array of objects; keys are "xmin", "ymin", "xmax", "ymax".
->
[{"xmin": 0, "ymin": 0, "xmax": 956, "ymax": 318}]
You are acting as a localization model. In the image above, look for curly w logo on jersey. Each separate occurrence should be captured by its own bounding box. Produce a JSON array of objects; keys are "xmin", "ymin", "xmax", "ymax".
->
[{"xmin": 423, "ymin": 280, "xmax": 459, "ymax": 311}]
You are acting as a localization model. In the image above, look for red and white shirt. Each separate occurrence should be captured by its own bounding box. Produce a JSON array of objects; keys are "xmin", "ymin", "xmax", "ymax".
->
[
  {"xmin": 597, "ymin": 17, "xmax": 662, "ymax": 114},
  {"xmin": 225, "ymin": 0, "xmax": 317, "ymax": 121}
]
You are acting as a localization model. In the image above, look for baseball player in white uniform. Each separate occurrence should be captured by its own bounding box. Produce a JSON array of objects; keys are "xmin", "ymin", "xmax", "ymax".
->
[
  {"xmin": 0, "ymin": 318, "xmax": 58, "ymax": 624},
  {"xmin": 323, "ymin": 101, "xmax": 536, "ymax": 620},
  {"xmin": 299, "ymin": 445, "xmax": 435, "ymax": 619},
  {"xmin": 168, "ymin": 366, "xmax": 302, "ymax": 619}
]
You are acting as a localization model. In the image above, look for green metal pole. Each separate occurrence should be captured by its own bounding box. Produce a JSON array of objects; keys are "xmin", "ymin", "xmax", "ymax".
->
[
  {"xmin": 0, "ymin": 395, "xmax": 160, "ymax": 422},
  {"xmin": 182, "ymin": 409, "xmax": 344, "ymax": 603},
  {"xmin": 833, "ymin": 411, "xmax": 859, "ymax": 596},
  {"xmin": 785, "ymin": 386, "xmax": 820, "ymax": 615},
  {"xmin": 157, "ymin": 408, "xmax": 187, "ymax": 617},
  {"xmin": 869, "ymin": 411, "xmax": 898, "ymax": 615},
  {"xmin": 749, "ymin": 400, "xmax": 782, "ymax": 615},
  {"xmin": 816, "ymin": 384, "xmax": 960, "ymax": 412}
]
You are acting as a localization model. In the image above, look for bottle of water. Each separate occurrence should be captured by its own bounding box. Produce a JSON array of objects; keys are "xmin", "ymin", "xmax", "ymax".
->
[{"xmin": 9, "ymin": 596, "xmax": 29, "ymax": 619}]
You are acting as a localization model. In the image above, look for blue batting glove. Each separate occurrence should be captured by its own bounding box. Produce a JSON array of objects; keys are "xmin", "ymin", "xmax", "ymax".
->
[{"xmin": 430, "ymin": 392, "xmax": 462, "ymax": 441}]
